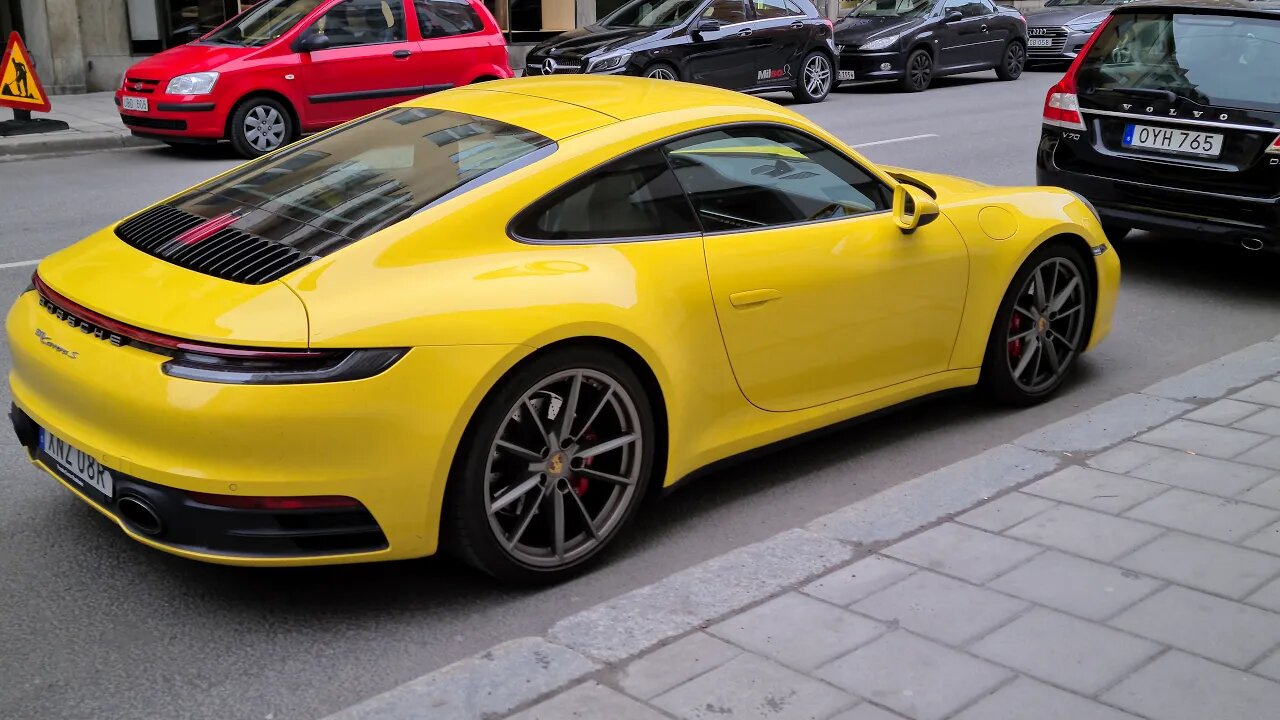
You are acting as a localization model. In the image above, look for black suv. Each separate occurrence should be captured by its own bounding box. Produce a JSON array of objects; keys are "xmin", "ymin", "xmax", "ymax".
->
[
  {"xmin": 1036, "ymin": 0, "xmax": 1280, "ymax": 252},
  {"xmin": 524, "ymin": 0, "xmax": 839, "ymax": 102}
]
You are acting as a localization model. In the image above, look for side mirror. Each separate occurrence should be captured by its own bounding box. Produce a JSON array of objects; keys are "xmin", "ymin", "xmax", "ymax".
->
[
  {"xmin": 943, "ymin": 10, "xmax": 964, "ymax": 22},
  {"xmin": 693, "ymin": 19, "xmax": 721, "ymax": 35},
  {"xmin": 892, "ymin": 184, "xmax": 940, "ymax": 234},
  {"xmin": 294, "ymin": 33, "xmax": 332, "ymax": 53}
]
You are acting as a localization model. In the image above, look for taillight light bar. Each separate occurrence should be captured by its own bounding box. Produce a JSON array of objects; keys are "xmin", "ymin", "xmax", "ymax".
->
[{"xmin": 188, "ymin": 492, "xmax": 363, "ymax": 511}]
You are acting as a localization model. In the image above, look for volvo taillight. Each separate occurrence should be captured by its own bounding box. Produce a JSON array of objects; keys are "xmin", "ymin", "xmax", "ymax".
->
[{"xmin": 1042, "ymin": 15, "xmax": 1114, "ymax": 132}]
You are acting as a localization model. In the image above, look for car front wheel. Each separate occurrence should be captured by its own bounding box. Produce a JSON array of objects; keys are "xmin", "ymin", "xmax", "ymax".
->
[
  {"xmin": 900, "ymin": 49, "xmax": 933, "ymax": 92},
  {"xmin": 229, "ymin": 97, "xmax": 294, "ymax": 159},
  {"xmin": 445, "ymin": 348, "xmax": 656, "ymax": 583},
  {"xmin": 981, "ymin": 243, "xmax": 1094, "ymax": 406}
]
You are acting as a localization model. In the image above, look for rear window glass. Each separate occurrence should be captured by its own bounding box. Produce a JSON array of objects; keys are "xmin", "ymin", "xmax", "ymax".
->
[
  {"xmin": 183, "ymin": 107, "xmax": 553, "ymax": 246},
  {"xmin": 1078, "ymin": 12, "xmax": 1280, "ymax": 113}
]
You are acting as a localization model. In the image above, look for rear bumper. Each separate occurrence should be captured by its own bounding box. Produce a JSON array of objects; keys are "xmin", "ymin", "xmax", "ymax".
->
[
  {"xmin": 7, "ymin": 289, "xmax": 531, "ymax": 565},
  {"xmin": 1037, "ymin": 129, "xmax": 1280, "ymax": 252},
  {"xmin": 114, "ymin": 91, "xmax": 228, "ymax": 140}
]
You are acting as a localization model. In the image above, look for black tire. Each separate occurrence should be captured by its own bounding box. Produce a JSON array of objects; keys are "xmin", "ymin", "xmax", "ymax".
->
[
  {"xmin": 981, "ymin": 242, "xmax": 1095, "ymax": 407},
  {"xmin": 1103, "ymin": 224, "xmax": 1132, "ymax": 242},
  {"xmin": 643, "ymin": 63, "xmax": 679, "ymax": 81},
  {"xmin": 996, "ymin": 40, "xmax": 1026, "ymax": 81},
  {"xmin": 228, "ymin": 96, "xmax": 295, "ymax": 159},
  {"xmin": 792, "ymin": 51, "xmax": 834, "ymax": 104},
  {"xmin": 443, "ymin": 347, "xmax": 657, "ymax": 584},
  {"xmin": 900, "ymin": 49, "xmax": 933, "ymax": 92}
]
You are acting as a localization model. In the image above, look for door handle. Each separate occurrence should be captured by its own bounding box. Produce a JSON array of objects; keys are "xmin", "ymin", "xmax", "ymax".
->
[
  {"xmin": 729, "ymin": 288, "xmax": 782, "ymax": 308},
  {"xmin": 790, "ymin": 20, "xmax": 804, "ymax": 28},
  {"xmin": 737, "ymin": 28, "xmax": 753, "ymax": 36},
  {"xmin": 392, "ymin": 49, "xmax": 412, "ymax": 59}
]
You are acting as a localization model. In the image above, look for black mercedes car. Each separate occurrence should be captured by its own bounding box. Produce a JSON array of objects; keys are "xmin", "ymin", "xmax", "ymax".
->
[
  {"xmin": 1024, "ymin": 0, "xmax": 1135, "ymax": 63},
  {"xmin": 523, "ymin": 0, "xmax": 839, "ymax": 102},
  {"xmin": 834, "ymin": 0, "xmax": 1028, "ymax": 92},
  {"xmin": 1037, "ymin": 0, "xmax": 1280, "ymax": 252}
]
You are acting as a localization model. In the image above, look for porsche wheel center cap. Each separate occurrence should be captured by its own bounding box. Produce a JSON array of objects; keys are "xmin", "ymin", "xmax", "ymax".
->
[{"xmin": 548, "ymin": 452, "xmax": 567, "ymax": 477}]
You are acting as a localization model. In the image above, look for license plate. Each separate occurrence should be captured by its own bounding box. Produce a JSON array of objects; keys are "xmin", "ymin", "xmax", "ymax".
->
[
  {"xmin": 1123, "ymin": 123, "xmax": 1223, "ymax": 158},
  {"xmin": 40, "ymin": 428, "xmax": 114, "ymax": 498},
  {"xmin": 1028, "ymin": 37, "xmax": 1054, "ymax": 48},
  {"xmin": 121, "ymin": 95, "xmax": 149, "ymax": 112},
  {"xmin": 838, "ymin": 70, "xmax": 856, "ymax": 80}
]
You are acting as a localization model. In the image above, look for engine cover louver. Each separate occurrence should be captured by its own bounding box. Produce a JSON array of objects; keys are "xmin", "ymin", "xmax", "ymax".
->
[{"xmin": 114, "ymin": 205, "xmax": 315, "ymax": 285}]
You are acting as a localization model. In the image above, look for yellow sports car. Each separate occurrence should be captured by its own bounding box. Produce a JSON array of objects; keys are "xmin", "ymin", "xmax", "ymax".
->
[{"xmin": 8, "ymin": 77, "xmax": 1118, "ymax": 582}]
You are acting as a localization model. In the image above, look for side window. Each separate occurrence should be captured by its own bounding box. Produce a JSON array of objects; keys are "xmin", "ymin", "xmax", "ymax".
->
[
  {"xmin": 753, "ymin": 0, "xmax": 802, "ymax": 19},
  {"xmin": 702, "ymin": 0, "xmax": 749, "ymax": 24},
  {"xmin": 515, "ymin": 149, "xmax": 700, "ymax": 241},
  {"xmin": 972, "ymin": 0, "xmax": 996, "ymax": 15},
  {"xmin": 662, "ymin": 126, "xmax": 892, "ymax": 232},
  {"xmin": 311, "ymin": 0, "xmax": 407, "ymax": 47},
  {"xmin": 415, "ymin": 0, "xmax": 484, "ymax": 37}
]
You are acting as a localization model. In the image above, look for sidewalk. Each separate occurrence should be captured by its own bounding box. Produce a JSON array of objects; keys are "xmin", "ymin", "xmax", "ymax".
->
[
  {"xmin": 330, "ymin": 337, "xmax": 1280, "ymax": 720},
  {"xmin": 0, "ymin": 92, "xmax": 156, "ymax": 160}
]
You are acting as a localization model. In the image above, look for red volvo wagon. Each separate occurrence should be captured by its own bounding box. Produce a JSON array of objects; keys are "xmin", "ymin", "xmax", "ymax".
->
[{"xmin": 115, "ymin": 0, "xmax": 512, "ymax": 157}]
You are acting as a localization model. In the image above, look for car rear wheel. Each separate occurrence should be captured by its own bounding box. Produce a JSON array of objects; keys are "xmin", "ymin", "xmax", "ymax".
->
[
  {"xmin": 229, "ymin": 97, "xmax": 294, "ymax": 159},
  {"xmin": 981, "ymin": 243, "xmax": 1094, "ymax": 406},
  {"xmin": 644, "ymin": 63, "xmax": 679, "ymax": 81},
  {"xmin": 996, "ymin": 40, "xmax": 1026, "ymax": 81},
  {"xmin": 900, "ymin": 49, "xmax": 933, "ymax": 92},
  {"xmin": 792, "ymin": 51, "xmax": 833, "ymax": 103},
  {"xmin": 445, "ymin": 348, "xmax": 656, "ymax": 584}
]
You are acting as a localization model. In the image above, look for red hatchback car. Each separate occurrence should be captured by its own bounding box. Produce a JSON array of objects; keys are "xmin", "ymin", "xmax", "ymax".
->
[{"xmin": 116, "ymin": 0, "xmax": 512, "ymax": 157}]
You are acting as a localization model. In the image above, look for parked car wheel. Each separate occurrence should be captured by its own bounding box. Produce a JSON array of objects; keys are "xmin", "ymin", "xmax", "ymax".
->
[
  {"xmin": 900, "ymin": 49, "xmax": 933, "ymax": 92},
  {"xmin": 444, "ymin": 348, "xmax": 657, "ymax": 584},
  {"xmin": 792, "ymin": 51, "xmax": 834, "ymax": 103},
  {"xmin": 229, "ymin": 97, "xmax": 295, "ymax": 159},
  {"xmin": 644, "ymin": 63, "xmax": 679, "ymax": 81},
  {"xmin": 996, "ymin": 40, "xmax": 1026, "ymax": 81}
]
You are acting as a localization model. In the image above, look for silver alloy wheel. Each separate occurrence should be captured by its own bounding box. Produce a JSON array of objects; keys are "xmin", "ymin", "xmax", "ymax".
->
[
  {"xmin": 1005, "ymin": 257, "xmax": 1087, "ymax": 394},
  {"xmin": 645, "ymin": 66, "xmax": 677, "ymax": 80},
  {"xmin": 804, "ymin": 54, "xmax": 832, "ymax": 96},
  {"xmin": 483, "ymin": 369, "xmax": 643, "ymax": 568},
  {"xmin": 243, "ymin": 105, "xmax": 286, "ymax": 153}
]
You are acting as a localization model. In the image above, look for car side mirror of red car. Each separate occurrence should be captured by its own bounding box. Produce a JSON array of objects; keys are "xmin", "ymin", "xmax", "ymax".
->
[{"xmin": 294, "ymin": 33, "xmax": 332, "ymax": 53}]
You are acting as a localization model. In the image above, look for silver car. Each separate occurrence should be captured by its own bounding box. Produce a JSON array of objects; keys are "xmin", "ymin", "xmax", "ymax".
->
[{"xmin": 1023, "ymin": 0, "xmax": 1133, "ymax": 62}]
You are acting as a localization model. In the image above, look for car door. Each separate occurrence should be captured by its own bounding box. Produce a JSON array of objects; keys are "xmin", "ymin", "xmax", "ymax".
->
[
  {"xmin": 411, "ymin": 0, "xmax": 488, "ymax": 91},
  {"xmin": 936, "ymin": 0, "xmax": 986, "ymax": 68},
  {"xmin": 682, "ymin": 0, "xmax": 757, "ymax": 89},
  {"xmin": 745, "ymin": 0, "xmax": 811, "ymax": 88},
  {"xmin": 965, "ymin": 0, "xmax": 1007, "ymax": 67},
  {"xmin": 662, "ymin": 125, "xmax": 969, "ymax": 412},
  {"xmin": 297, "ymin": 0, "xmax": 421, "ymax": 127}
]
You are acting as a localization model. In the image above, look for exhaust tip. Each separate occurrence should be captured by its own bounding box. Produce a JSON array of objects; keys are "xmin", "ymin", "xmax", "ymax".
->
[
  {"xmin": 118, "ymin": 495, "xmax": 164, "ymax": 536},
  {"xmin": 1241, "ymin": 237, "xmax": 1266, "ymax": 252}
]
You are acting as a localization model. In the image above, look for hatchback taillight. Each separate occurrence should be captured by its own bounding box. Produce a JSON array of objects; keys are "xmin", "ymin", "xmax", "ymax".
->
[
  {"xmin": 1042, "ymin": 15, "xmax": 1113, "ymax": 132},
  {"xmin": 1267, "ymin": 136, "xmax": 1280, "ymax": 154}
]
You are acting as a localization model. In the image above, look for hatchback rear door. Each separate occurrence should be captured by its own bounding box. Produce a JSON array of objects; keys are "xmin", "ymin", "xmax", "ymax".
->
[{"xmin": 1067, "ymin": 10, "xmax": 1280, "ymax": 201}]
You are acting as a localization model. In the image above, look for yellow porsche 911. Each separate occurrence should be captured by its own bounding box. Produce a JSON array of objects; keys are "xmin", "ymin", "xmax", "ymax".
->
[{"xmin": 8, "ymin": 77, "xmax": 1118, "ymax": 582}]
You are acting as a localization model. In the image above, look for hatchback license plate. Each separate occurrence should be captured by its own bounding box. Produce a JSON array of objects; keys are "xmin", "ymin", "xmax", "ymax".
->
[
  {"xmin": 838, "ymin": 70, "xmax": 856, "ymax": 80},
  {"xmin": 121, "ymin": 95, "xmax": 149, "ymax": 112},
  {"xmin": 1028, "ymin": 37, "xmax": 1054, "ymax": 48},
  {"xmin": 40, "ymin": 428, "xmax": 113, "ymax": 498},
  {"xmin": 1123, "ymin": 123, "xmax": 1222, "ymax": 158}
]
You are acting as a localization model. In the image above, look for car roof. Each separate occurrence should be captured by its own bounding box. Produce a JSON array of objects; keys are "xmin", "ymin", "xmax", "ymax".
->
[
  {"xmin": 1114, "ymin": 0, "xmax": 1280, "ymax": 16},
  {"xmin": 411, "ymin": 75, "xmax": 786, "ymax": 136}
]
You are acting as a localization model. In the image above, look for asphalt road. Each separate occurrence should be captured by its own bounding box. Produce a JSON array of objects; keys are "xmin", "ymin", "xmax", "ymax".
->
[{"xmin": 2, "ymin": 71, "xmax": 1279, "ymax": 720}]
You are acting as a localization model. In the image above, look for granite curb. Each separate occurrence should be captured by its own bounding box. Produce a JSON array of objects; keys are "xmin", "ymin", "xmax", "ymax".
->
[{"xmin": 323, "ymin": 338, "xmax": 1280, "ymax": 720}]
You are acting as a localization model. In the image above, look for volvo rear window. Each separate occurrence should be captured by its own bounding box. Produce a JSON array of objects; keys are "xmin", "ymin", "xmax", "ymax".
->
[
  {"xmin": 181, "ymin": 107, "xmax": 554, "ymax": 248},
  {"xmin": 1078, "ymin": 12, "xmax": 1280, "ymax": 114}
]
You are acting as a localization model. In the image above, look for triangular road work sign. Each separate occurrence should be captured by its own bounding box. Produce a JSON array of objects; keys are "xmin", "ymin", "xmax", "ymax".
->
[{"xmin": 0, "ymin": 32, "xmax": 51, "ymax": 113}]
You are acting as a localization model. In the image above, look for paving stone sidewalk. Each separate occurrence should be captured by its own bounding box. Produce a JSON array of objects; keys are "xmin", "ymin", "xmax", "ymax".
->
[
  {"xmin": 0, "ymin": 91, "xmax": 155, "ymax": 160},
  {"xmin": 328, "ymin": 337, "xmax": 1280, "ymax": 720}
]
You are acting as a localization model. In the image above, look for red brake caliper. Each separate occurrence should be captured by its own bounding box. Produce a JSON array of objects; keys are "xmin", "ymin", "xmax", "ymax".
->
[
  {"xmin": 1009, "ymin": 313, "xmax": 1024, "ymax": 359},
  {"xmin": 572, "ymin": 430, "xmax": 596, "ymax": 496}
]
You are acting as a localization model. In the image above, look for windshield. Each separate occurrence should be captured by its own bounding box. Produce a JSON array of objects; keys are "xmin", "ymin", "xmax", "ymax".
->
[
  {"xmin": 178, "ymin": 107, "xmax": 554, "ymax": 254},
  {"xmin": 204, "ymin": 0, "xmax": 326, "ymax": 46},
  {"xmin": 1078, "ymin": 12, "xmax": 1280, "ymax": 113},
  {"xmin": 1045, "ymin": 0, "xmax": 1128, "ymax": 7},
  {"xmin": 600, "ymin": 0, "xmax": 705, "ymax": 28},
  {"xmin": 849, "ymin": 0, "xmax": 936, "ymax": 20}
]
